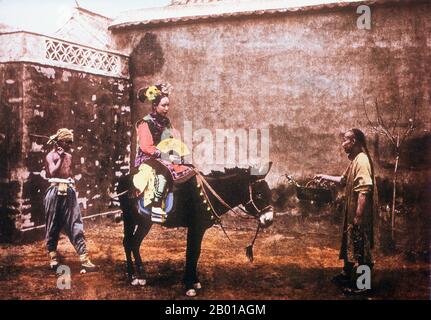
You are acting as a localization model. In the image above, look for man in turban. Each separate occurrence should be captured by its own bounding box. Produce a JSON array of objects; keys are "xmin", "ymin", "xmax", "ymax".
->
[{"xmin": 44, "ymin": 128, "xmax": 97, "ymax": 272}]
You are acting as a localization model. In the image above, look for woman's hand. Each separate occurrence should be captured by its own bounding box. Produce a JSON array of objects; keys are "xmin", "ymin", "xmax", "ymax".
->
[{"xmin": 169, "ymin": 154, "xmax": 181, "ymax": 164}]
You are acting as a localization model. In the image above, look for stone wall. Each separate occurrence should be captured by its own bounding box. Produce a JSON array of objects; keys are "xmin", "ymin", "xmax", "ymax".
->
[
  {"xmin": 0, "ymin": 62, "xmax": 132, "ymax": 242},
  {"xmin": 0, "ymin": 63, "xmax": 23, "ymax": 242},
  {"xmin": 112, "ymin": 0, "xmax": 430, "ymax": 189}
]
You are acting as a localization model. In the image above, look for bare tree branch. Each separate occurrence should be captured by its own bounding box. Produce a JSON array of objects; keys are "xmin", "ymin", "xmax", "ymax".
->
[
  {"xmin": 400, "ymin": 98, "xmax": 417, "ymax": 145},
  {"xmin": 366, "ymin": 98, "xmax": 396, "ymax": 148},
  {"xmin": 375, "ymin": 101, "xmax": 393, "ymax": 143},
  {"xmin": 380, "ymin": 125, "xmax": 397, "ymax": 148},
  {"xmin": 375, "ymin": 98, "xmax": 385, "ymax": 127},
  {"xmin": 363, "ymin": 98, "xmax": 379, "ymax": 132},
  {"xmin": 391, "ymin": 95, "xmax": 403, "ymax": 136},
  {"xmin": 362, "ymin": 95, "xmax": 417, "ymax": 244}
]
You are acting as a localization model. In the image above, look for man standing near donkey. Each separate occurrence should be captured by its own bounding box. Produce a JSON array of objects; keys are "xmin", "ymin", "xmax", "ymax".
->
[
  {"xmin": 315, "ymin": 128, "xmax": 378, "ymax": 294},
  {"xmin": 43, "ymin": 128, "xmax": 97, "ymax": 272}
]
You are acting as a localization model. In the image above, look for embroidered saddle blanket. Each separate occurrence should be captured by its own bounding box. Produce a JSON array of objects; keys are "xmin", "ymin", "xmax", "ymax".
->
[{"xmin": 132, "ymin": 163, "xmax": 180, "ymax": 223}]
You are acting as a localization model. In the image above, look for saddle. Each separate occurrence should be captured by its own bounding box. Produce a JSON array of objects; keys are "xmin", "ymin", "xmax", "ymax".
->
[
  {"xmin": 132, "ymin": 163, "xmax": 194, "ymax": 224},
  {"xmin": 132, "ymin": 138, "xmax": 196, "ymax": 224}
]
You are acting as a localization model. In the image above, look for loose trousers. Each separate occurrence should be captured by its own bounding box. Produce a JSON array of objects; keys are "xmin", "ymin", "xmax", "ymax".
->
[{"xmin": 43, "ymin": 186, "xmax": 87, "ymax": 255}]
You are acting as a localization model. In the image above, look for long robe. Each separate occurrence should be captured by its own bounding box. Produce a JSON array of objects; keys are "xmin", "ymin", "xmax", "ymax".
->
[
  {"xmin": 135, "ymin": 113, "xmax": 194, "ymax": 186},
  {"xmin": 339, "ymin": 152, "xmax": 378, "ymax": 266}
]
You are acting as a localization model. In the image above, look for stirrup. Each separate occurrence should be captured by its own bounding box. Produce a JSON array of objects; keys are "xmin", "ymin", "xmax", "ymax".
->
[{"xmin": 151, "ymin": 206, "xmax": 167, "ymax": 223}]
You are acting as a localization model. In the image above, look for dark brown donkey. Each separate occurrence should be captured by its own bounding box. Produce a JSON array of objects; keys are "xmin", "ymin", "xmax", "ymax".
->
[{"xmin": 116, "ymin": 163, "xmax": 274, "ymax": 297}]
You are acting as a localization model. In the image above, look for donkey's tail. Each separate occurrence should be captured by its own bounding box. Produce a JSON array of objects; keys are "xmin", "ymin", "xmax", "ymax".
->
[
  {"xmin": 108, "ymin": 189, "xmax": 129, "ymax": 199},
  {"xmin": 115, "ymin": 174, "xmax": 136, "ymax": 228}
]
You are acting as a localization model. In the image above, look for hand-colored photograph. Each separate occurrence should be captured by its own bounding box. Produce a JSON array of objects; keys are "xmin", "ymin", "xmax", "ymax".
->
[{"xmin": 0, "ymin": 0, "xmax": 429, "ymax": 302}]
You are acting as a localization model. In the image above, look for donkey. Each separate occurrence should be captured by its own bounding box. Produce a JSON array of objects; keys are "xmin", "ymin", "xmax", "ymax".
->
[{"xmin": 116, "ymin": 163, "xmax": 274, "ymax": 297}]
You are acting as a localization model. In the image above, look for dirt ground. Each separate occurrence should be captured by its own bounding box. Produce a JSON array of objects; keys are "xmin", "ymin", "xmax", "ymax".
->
[{"xmin": 0, "ymin": 211, "xmax": 429, "ymax": 300}]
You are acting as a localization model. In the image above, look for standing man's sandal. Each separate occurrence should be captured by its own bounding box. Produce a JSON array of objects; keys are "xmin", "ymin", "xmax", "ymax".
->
[
  {"xmin": 49, "ymin": 251, "xmax": 60, "ymax": 270},
  {"xmin": 80, "ymin": 253, "xmax": 97, "ymax": 272}
]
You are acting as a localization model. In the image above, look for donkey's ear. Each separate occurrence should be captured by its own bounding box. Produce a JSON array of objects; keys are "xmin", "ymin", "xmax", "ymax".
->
[{"xmin": 250, "ymin": 161, "xmax": 273, "ymax": 179}]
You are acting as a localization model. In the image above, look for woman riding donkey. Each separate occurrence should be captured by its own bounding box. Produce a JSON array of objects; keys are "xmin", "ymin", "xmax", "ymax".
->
[
  {"xmin": 135, "ymin": 83, "xmax": 194, "ymax": 223},
  {"xmin": 117, "ymin": 84, "xmax": 274, "ymax": 296}
]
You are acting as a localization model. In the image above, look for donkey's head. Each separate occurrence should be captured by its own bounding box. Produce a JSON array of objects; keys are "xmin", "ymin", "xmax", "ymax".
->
[
  {"xmin": 243, "ymin": 162, "xmax": 274, "ymax": 228},
  {"xmin": 206, "ymin": 162, "xmax": 274, "ymax": 228}
]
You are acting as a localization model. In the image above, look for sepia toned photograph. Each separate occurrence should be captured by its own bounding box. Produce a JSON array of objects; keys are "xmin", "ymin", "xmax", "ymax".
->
[{"xmin": 0, "ymin": 0, "xmax": 429, "ymax": 305}]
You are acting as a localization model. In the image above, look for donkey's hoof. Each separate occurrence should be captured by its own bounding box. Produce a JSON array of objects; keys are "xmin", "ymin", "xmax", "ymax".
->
[
  {"xmin": 138, "ymin": 279, "xmax": 147, "ymax": 286},
  {"xmin": 193, "ymin": 282, "xmax": 202, "ymax": 290},
  {"xmin": 186, "ymin": 289, "xmax": 197, "ymax": 297},
  {"xmin": 131, "ymin": 278, "xmax": 147, "ymax": 286}
]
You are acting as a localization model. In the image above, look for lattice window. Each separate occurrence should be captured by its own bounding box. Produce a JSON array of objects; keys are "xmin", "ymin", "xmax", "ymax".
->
[{"xmin": 45, "ymin": 39, "xmax": 121, "ymax": 75}]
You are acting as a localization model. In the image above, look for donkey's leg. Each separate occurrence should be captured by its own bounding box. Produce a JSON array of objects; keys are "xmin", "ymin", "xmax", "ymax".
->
[
  {"xmin": 118, "ymin": 175, "xmax": 136, "ymax": 282},
  {"xmin": 122, "ymin": 207, "xmax": 136, "ymax": 282},
  {"xmin": 184, "ymin": 225, "xmax": 207, "ymax": 296},
  {"xmin": 131, "ymin": 216, "xmax": 152, "ymax": 285}
]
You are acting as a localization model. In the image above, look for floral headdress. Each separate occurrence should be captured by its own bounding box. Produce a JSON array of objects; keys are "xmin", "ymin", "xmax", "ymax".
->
[{"xmin": 137, "ymin": 83, "xmax": 172, "ymax": 103}]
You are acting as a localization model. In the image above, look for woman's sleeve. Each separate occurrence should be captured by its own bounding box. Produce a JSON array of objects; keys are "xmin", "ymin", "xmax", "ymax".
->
[
  {"xmin": 136, "ymin": 122, "xmax": 161, "ymax": 158},
  {"xmin": 170, "ymin": 125, "xmax": 181, "ymax": 140},
  {"xmin": 353, "ymin": 154, "xmax": 373, "ymax": 193}
]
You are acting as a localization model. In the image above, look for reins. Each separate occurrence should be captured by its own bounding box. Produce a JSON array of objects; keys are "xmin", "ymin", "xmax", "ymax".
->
[
  {"xmin": 244, "ymin": 183, "xmax": 272, "ymax": 215},
  {"xmin": 193, "ymin": 169, "xmax": 267, "ymax": 262}
]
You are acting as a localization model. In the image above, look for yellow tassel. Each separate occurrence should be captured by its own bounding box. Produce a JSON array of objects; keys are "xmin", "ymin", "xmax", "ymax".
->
[
  {"xmin": 200, "ymin": 192, "xmax": 204, "ymax": 196},
  {"xmin": 203, "ymin": 199, "xmax": 207, "ymax": 204},
  {"xmin": 197, "ymin": 183, "xmax": 201, "ymax": 188},
  {"xmin": 207, "ymin": 207, "xmax": 211, "ymax": 211}
]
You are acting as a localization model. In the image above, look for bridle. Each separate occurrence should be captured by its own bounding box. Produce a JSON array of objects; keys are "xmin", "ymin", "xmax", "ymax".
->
[
  {"xmin": 193, "ymin": 169, "xmax": 273, "ymax": 262},
  {"xmin": 243, "ymin": 180, "xmax": 272, "ymax": 217},
  {"xmin": 194, "ymin": 169, "xmax": 271, "ymax": 220}
]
